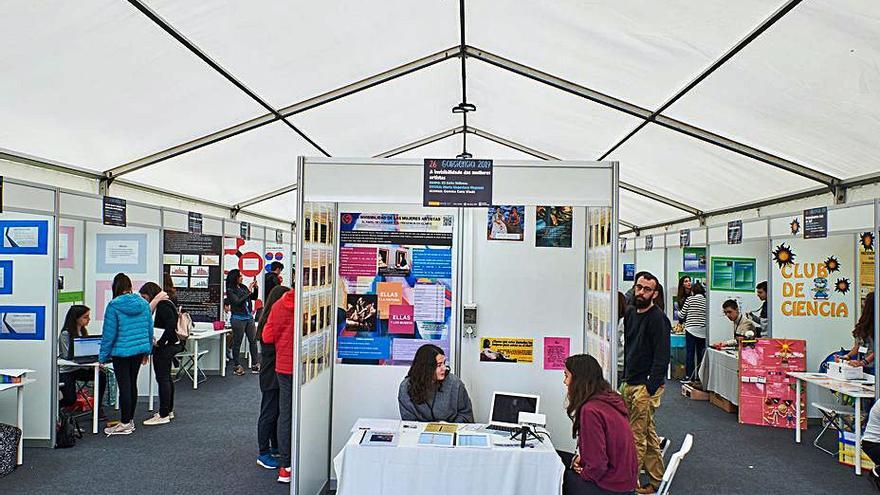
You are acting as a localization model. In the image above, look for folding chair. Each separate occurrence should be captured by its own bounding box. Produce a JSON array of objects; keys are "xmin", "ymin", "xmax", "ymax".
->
[
  {"xmin": 174, "ymin": 348, "xmax": 209, "ymax": 385},
  {"xmin": 656, "ymin": 434, "xmax": 694, "ymax": 495},
  {"xmin": 811, "ymin": 402, "xmax": 854, "ymax": 456}
]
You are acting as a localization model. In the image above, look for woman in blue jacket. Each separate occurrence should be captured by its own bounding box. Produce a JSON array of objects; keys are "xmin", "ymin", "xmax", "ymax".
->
[{"xmin": 99, "ymin": 273, "xmax": 153, "ymax": 436}]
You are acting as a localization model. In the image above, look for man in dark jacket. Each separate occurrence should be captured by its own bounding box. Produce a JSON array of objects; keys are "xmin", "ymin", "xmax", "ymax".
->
[
  {"xmin": 622, "ymin": 272, "xmax": 670, "ymax": 494},
  {"xmin": 264, "ymin": 262, "xmax": 283, "ymax": 296}
]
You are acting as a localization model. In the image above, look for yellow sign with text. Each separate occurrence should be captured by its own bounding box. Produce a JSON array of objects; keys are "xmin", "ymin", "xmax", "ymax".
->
[{"xmin": 479, "ymin": 337, "xmax": 534, "ymax": 363}]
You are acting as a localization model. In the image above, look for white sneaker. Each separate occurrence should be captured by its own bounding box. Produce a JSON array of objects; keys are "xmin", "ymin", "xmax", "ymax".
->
[
  {"xmin": 143, "ymin": 413, "xmax": 171, "ymax": 426},
  {"xmin": 169, "ymin": 411, "xmax": 175, "ymax": 420},
  {"xmin": 104, "ymin": 422, "xmax": 135, "ymax": 436}
]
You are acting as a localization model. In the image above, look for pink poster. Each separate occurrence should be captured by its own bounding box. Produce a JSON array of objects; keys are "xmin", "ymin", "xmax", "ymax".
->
[
  {"xmin": 95, "ymin": 279, "xmax": 146, "ymax": 320},
  {"xmin": 388, "ymin": 304, "xmax": 415, "ymax": 335},
  {"xmin": 59, "ymin": 226, "xmax": 75, "ymax": 269},
  {"xmin": 339, "ymin": 246, "xmax": 378, "ymax": 277},
  {"xmin": 739, "ymin": 339, "xmax": 806, "ymax": 429},
  {"xmin": 543, "ymin": 336, "xmax": 571, "ymax": 371}
]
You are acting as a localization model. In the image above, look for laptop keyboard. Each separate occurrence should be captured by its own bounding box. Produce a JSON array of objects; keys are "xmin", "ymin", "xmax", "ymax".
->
[{"xmin": 486, "ymin": 424, "xmax": 521, "ymax": 433}]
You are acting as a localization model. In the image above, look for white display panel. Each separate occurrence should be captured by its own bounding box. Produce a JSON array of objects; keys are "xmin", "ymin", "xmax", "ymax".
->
[
  {"xmin": 0, "ymin": 211, "xmax": 55, "ymax": 441},
  {"xmin": 828, "ymin": 203, "xmax": 873, "ymax": 233},
  {"xmin": 706, "ymin": 241, "xmax": 768, "ymax": 345},
  {"xmin": 2, "ymin": 180, "xmax": 56, "ymax": 213},
  {"xmin": 298, "ymin": 370, "xmax": 333, "ymax": 495}
]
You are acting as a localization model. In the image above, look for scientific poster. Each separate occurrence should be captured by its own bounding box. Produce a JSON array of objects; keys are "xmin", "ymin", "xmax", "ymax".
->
[
  {"xmin": 96, "ymin": 233, "xmax": 147, "ymax": 273},
  {"xmin": 163, "ymin": 230, "xmax": 222, "ymax": 323},
  {"xmin": 682, "ymin": 247, "xmax": 707, "ymax": 272},
  {"xmin": 336, "ymin": 212, "xmax": 453, "ymax": 366},
  {"xmin": 543, "ymin": 336, "xmax": 570, "ymax": 370},
  {"xmin": 301, "ymin": 203, "xmax": 336, "ymax": 383},
  {"xmin": 739, "ymin": 339, "xmax": 806, "ymax": 429},
  {"xmin": 479, "ymin": 337, "xmax": 533, "ymax": 363},
  {"xmin": 223, "ymin": 237, "xmax": 264, "ymax": 282},
  {"xmin": 858, "ymin": 231, "xmax": 874, "ymax": 308},
  {"xmin": 535, "ymin": 206, "xmax": 572, "ymax": 248},
  {"xmin": 487, "ymin": 205, "xmax": 524, "ymax": 241},
  {"xmin": 0, "ymin": 220, "xmax": 49, "ymax": 255},
  {"xmin": 0, "ymin": 306, "xmax": 45, "ymax": 340}
]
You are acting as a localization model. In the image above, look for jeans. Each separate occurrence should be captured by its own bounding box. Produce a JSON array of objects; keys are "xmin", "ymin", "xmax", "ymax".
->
[
  {"xmin": 557, "ymin": 451, "xmax": 636, "ymax": 495},
  {"xmin": 685, "ymin": 331, "xmax": 706, "ymax": 379},
  {"xmin": 60, "ymin": 368, "xmax": 106, "ymax": 410},
  {"xmin": 231, "ymin": 319, "xmax": 259, "ymax": 367},
  {"xmin": 112, "ymin": 355, "xmax": 144, "ymax": 424},
  {"xmin": 277, "ymin": 373, "xmax": 294, "ymax": 468},
  {"xmin": 864, "ymin": 440, "xmax": 880, "ymax": 465},
  {"xmin": 153, "ymin": 343, "xmax": 183, "ymax": 417},
  {"xmin": 258, "ymin": 388, "xmax": 280, "ymax": 455},
  {"xmin": 622, "ymin": 383, "xmax": 665, "ymax": 489}
]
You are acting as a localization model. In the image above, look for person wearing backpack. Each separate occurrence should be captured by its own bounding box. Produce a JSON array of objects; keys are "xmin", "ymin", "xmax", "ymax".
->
[
  {"xmin": 139, "ymin": 280, "xmax": 184, "ymax": 425},
  {"xmin": 99, "ymin": 273, "xmax": 153, "ymax": 436}
]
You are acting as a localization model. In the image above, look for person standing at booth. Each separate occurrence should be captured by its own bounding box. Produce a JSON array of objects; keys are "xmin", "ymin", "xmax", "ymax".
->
[
  {"xmin": 226, "ymin": 269, "xmax": 260, "ymax": 375},
  {"xmin": 675, "ymin": 275, "xmax": 692, "ymax": 325},
  {"xmin": 621, "ymin": 272, "xmax": 670, "ymax": 494},
  {"xmin": 260, "ymin": 287, "xmax": 296, "ymax": 484},
  {"xmin": 98, "ymin": 273, "xmax": 153, "ymax": 436},
  {"xmin": 679, "ymin": 282, "xmax": 707, "ymax": 380},
  {"xmin": 139, "ymin": 281, "xmax": 183, "ymax": 426},
  {"xmin": 255, "ymin": 284, "xmax": 291, "ymax": 470},
  {"xmin": 560, "ymin": 354, "xmax": 638, "ymax": 495},
  {"xmin": 398, "ymin": 344, "xmax": 474, "ymax": 423},
  {"xmin": 58, "ymin": 305, "xmax": 107, "ymax": 420}
]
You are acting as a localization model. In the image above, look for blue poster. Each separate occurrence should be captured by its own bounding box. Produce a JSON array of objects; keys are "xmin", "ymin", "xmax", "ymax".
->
[
  {"xmin": 0, "ymin": 260, "xmax": 11, "ymax": 295},
  {"xmin": 623, "ymin": 263, "xmax": 636, "ymax": 282},
  {"xmin": 0, "ymin": 220, "xmax": 49, "ymax": 255},
  {"xmin": 411, "ymin": 249, "xmax": 452, "ymax": 278},
  {"xmin": 0, "ymin": 306, "xmax": 46, "ymax": 341}
]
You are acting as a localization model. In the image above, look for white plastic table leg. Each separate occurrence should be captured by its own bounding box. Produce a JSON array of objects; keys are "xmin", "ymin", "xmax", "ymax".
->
[
  {"xmin": 221, "ymin": 334, "xmax": 227, "ymax": 377},
  {"xmin": 93, "ymin": 364, "xmax": 99, "ymax": 434},
  {"xmin": 855, "ymin": 398, "xmax": 862, "ymax": 475},
  {"xmin": 193, "ymin": 339, "xmax": 199, "ymax": 390},
  {"xmin": 16, "ymin": 385, "xmax": 23, "ymax": 465},
  {"xmin": 795, "ymin": 379, "xmax": 801, "ymax": 444},
  {"xmin": 148, "ymin": 356, "xmax": 154, "ymax": 411}
]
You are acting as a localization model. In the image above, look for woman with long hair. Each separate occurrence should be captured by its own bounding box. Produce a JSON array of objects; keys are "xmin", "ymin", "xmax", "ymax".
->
[
  {"xmin": 255, "ymin": 284, "xmax": 291, "ymax": 470},
  {"xmin": 226, "ymin": 269, "xmax": 260, "ymax": 375},
  {"xmin": 58, "ymin": 305, "xmax": 107, "ymax": 419},
  {"xmin": 560, "ymin": 354, "xmax": 637, "ymax": 495},
  {"xmin": 836, "ymin": 291, "xmax": 875, "ymax": 372},
  {"xmin": 398, "ymin": 344, "xmax": 473, "ymax": 423},
  {"xmin": 675, "ymin": 276, "xmax": 692, "ymax": 324},
  {"xmin": 98, "ymin": 273, "xmax": 153, "ymax": 435},
  {"xmin": 139, "ymin": 280, "xmax": 183, "ymax": 425},
  {"xmin": 679, "ymin": 282, "xmax": 708, "ymax": 380},
  {"xmin": 260, "ymin": 286, "xmax": 296, "ymax": 484}
]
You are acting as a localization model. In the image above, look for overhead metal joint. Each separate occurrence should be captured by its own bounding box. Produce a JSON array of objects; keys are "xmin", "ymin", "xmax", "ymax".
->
[
  {"xmin": 234, "ymin": 183, "xmax": 299, "ymax": 211},
  {"xmin": 832, "ymin": 182, "xmax": 847, "ymax": 205}
]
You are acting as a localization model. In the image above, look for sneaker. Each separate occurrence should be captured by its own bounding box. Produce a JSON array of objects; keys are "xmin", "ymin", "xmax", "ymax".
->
[
  {"xmin": 257, "ymin": 454, "xmax": 279, "ymax": 469},
  {"xmin": 104, "ymin": 422, "xmax": 135, "ymax": 436},
  {"xmin": 234, "ymin": 365, "xmax": 246, "ymax": 376},
  {"xmin": 251, "ymin": 364, "xmax": 261, "ymax": 374},
  {"xmin": 169, "ymin": 411, "xmax": 175, "ymax": 420},
  {"xmin": 870, "ymin": 467, "xmax": 880, "ymax": 492},
  {"xmin": 143, "ymin": 413, "xmax": 171, "ymax": 426},
  {"xmin": 270, "ymin": 447, "xmax": 280, "ymax": 458},
  {"xmin": 277, "ymin": 467, "xmax": 291, "ymax": 484}
]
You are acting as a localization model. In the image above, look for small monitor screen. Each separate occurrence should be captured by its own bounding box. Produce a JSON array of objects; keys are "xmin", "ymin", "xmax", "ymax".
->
[
  {"xmin": 491, "ymin": 394, "xmax": 538, "ymax": 424},
  {"xmin": 73, "ymin": 337, "xmax": 102, "ymax": 358}
]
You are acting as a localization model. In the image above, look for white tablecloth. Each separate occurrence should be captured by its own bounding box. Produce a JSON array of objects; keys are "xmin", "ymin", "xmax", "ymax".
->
[
  {"xmin": 699, "ymin": 348, "xmax": 740, "ymax": 405},
  {"xmin": 333, "ymin": 422, "xmax": 564, "ymax": 495}
]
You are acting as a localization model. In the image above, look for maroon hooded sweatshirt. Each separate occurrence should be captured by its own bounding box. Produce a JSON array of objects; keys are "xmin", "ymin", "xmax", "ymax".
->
[{"xmin": 576, "ymin": 390, "xmax": 639, "ymax": 493}]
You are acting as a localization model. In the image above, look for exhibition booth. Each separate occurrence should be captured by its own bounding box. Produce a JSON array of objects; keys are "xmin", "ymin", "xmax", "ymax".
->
[
  {"xmin": 0, "ymin": 176, "xmax": 293, "ymax": 449},
  {"xmin": 291, "ymin": 156, "xmax": 619, "ymax": 494}
]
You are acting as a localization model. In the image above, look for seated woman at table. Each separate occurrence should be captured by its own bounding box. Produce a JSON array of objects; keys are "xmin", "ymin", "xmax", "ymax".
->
[
  {"xmin": 398, "ymin": 344, "xmax": 474, "ymax": 423},
  {"xmin": 58, "ymin": 305, "xmax": 107, "ymax": 420},
  {"xmin": 559, "ymin": 354, "xmax": 637, "ymax": 495},
  {"xmin": 835, "ymin": 292, "xmax": 875, "ymax": 374}
]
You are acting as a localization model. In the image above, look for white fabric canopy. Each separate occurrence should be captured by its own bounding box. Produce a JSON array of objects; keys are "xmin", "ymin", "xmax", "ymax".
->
[{"xmin": 2, "ymin": 0, "xmax": 878, "ymax": 228}]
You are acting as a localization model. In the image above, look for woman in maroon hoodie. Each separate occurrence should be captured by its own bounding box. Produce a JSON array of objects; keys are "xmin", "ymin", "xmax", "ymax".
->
[{"xmin": 561, "ymin": 354, "xmax": 638, "ymax": 495}]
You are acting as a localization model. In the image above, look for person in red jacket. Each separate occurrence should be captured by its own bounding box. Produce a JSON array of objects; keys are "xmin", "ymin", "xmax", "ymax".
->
[
  {"xmin": 260, "ymin": 289, "xmax": 296, "ymax": 484},
  {"xmin": 560, "ymin": 354, "xmax": 639, "ymax": 495}
]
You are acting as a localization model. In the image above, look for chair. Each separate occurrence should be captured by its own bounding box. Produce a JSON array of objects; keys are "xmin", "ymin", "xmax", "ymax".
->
[
  {"xmin": 656, "ymin": 434, "xmax": 694, "ymax": 495},
  {"xmin": 811, "ymin": 402, "xmax": 854, "ymax": 456}
]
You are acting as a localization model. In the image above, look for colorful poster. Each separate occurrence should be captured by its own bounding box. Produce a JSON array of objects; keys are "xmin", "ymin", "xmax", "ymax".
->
[
  {"xmin": 164, "ymin": 231, "xmax": 222, "ymax": 323},
  {"xmin": 543, "ymin": 336, "xmax": 570, "ymax": 371},
  {"xmin": 682, "ymin": 247, "xmax": 707, "ymax": 272},
  {"xmin": 223, "ymin": 237, "xmax": 263, "ymax": 281},
  {"xmin": 535, "ymin": 206, "xmax": 573, "ymax": 248},
  {"xmin": 479, "ymin": 337, "xmax": 534, "ymax": 363},
  {"xmin": 487, "ymin": 205, "xmax": 525, "ymax": 241},
  {"xmin": 858, "ymin": 231, "xmax": 875, "ymax": 308},
  {"xmin": 739, "ymin": 339, "xmax": 806, "ymax": 429},
  {"xmin": 0, "ymin": 306, "xmax": 45, "ymax": 340},
  {"xmin": 336, "ymin": 212, "xmax": 453, "ymax": 365},
  {"xmin": 710, "ymin": 257, "xmax": 756, "ymax": 292},
  {"xmin": 623, "ymin": 263, "xmax": 635, "ymax": 282}
]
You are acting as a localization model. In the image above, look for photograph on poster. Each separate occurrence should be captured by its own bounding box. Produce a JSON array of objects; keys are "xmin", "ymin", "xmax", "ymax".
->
[
  {"xmin": 163, "ymin": 253, "xmax": 181, "ymax": 265},
  {"xmin": 171, "ymin": 276, "xmax": 189, "ymax": 289},
  {"xmin": 344, "ymin": 294, "xmax": 378, "ymax": 333},
  {"xmin": 535, "ymin": 206, "xmax": 572, "ymax": 248},
  {"xmin": 0, "ymin": 306, "xmax": 46, "ymax": 340},
  {"xmin": 683, "ymin": 247, "xmax": 707, "ymax": 272},
  {"xmin": 480, "ymin": 337, "xmax": 534, "ymax": 363},
  {"xmin": 0, "ymin": 260, "xmax": 11, "ymax": 295},
  {"xmin": 191, "ymin": 266, "xmax": 210, "ymax": 277},
  {"xmin": 169, "ymin": 265, "xmax": 189, "ymax": 276},
  {"xmin": 377, "ymin": 248, "xmax": 389, "ymax": 270},
  {"xmin": 1, "ymin": 220, "xmax": 49, "ymax": 255},
  {"xmin": 96, "ymin": 233, "xmax": 146, "ymax": 273},
  {"xmin": 181, "ymin": 254, "xmax": 199, "ymax": 265},
  {"xmin": 201, "ymin": 254, "xmax": 220, "ymax": 266},
  {"xmin": 487, "ymin": 205, "xmax": 524, "ymax": 241},
  {"xmin": 189, "ymin": 277, "xmax": 209, "ymax": 289}
]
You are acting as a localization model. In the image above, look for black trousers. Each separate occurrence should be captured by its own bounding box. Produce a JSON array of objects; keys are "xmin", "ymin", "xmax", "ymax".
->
[
  {"xmin": 153, "ymin": 344, "xmax": 183, "ymax": 417},
  {"xmin": 112, "ymin": 355, "xmax": 144, "ymax": 424},
  {"xmin": 257, "ymin": 388, "xmax": 280, "ymax": 455},
  {"xmin": 685, "ymin": 332, "xmax": 706, "ymax": 379},
  {"xmin": 60, "ymin": 368, "xmax": 106, "ymax": 409},
  {"xmin": 557, "ymin": 451, "xmax": 636, "ymax": 495},
  {"xmin": 278, "ymin": 373, "xmax": 293, "ymax": 467},
  {"xmin": 864, "ymin": 440, "xmax": 880, "ymax": 466}
]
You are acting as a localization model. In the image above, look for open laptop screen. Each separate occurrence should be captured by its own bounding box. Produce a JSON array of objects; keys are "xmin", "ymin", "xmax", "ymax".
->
[
  {"xmin": 490, "ymin": 393, "xmax": 538, "ymax": 425},
  {"xmin": 73, "ymin": 337, "xmax": 102, "ymax": 358}
]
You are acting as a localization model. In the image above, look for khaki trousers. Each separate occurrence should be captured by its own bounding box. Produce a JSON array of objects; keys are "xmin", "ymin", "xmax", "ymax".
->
[{"xmin": 622, "ymin": 383, "xmax": 665, "ymax": 489}]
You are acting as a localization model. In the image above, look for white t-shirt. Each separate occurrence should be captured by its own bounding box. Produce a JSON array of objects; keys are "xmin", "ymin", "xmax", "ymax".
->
[{"xmin": 864, "ymin": 400, "xmax": 880, "ymax": 444}]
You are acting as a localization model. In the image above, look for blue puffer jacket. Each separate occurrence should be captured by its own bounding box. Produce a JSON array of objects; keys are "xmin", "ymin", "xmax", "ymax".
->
[{"xmin": 99, "ymin": 293, "xmax": 153, "ymax": 363}]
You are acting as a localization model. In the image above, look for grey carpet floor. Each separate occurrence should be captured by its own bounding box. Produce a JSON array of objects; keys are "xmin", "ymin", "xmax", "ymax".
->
[{"xmin": 1, "ymin": 375, "xmax": 875, "ymax": 494}]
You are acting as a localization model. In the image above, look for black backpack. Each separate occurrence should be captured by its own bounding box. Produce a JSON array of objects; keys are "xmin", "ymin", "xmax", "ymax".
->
[{"xmin": 55, "ymin": 412, "xmax": 82, "ymax": 449}]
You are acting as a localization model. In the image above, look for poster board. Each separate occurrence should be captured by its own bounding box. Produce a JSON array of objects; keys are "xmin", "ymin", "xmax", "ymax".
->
[
  {"xmin": 300, "ymin": 203, "xmax": 335, "ymax": 384},
  {"xmin": 711, "ymin": 257, "xmax": 756, "ymax": 292},
  {"xmin": 163, "ymin": 230, "xmax": 222, "ymax": 323},
  {"xmin": 739, "ymin": 339, "xmax": 806, "ymax": 429},
  {"xmin": 586, "ymin": 207, "xmax": 614, "ymax": 378}
]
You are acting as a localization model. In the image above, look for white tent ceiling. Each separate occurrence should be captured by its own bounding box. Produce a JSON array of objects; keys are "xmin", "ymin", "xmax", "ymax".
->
[{"xmin": 1, "ymin": 0, "xmax": 878, "ymax": 229}]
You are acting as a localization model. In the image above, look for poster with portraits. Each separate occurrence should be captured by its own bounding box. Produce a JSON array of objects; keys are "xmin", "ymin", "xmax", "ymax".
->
[{"xmin": 487, "ymin": 205, "xmax": 524, "ymax": 241}]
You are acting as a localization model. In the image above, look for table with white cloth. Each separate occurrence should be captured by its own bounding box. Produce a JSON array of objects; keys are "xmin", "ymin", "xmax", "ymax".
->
[
  {"xmin": 333, "ymin": 421, "xmax": 565, "ymax": 495},
  {"xmin": 698, "ymin": 348, "xmax": 740, "ymax": 405}
]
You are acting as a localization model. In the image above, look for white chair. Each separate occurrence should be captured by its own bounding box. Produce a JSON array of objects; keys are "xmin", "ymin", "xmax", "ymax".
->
[{"xmin": 656, "ymin": 434, "xmax": 693, "ymax": 495}]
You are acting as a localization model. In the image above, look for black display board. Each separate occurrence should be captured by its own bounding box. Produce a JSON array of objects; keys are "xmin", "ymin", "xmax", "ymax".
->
[
  {"xmin": 727, "ymin": 220, "xmax": 743, "ymax": 245},
  {"xmin": 102, "ymin": 196, "xmax": 127, "ymax": 227},
  {"xmin": 188, "ymin": 212, "xmax": 203, "ymax": 234},
  {"xmin": 803, "ymin": 207, "xmax": 828, "ymax": 239},
  {"xmin": 680, "ymin": 228, "xmax": 690, "ymax": 247},
  {"xmin": 645, "ymin": 234, "xmax": 653, "ymax": 251},
  {"xmin": 163, "ymin": 231, "xmax": 222, "ymax": 323},
  {"xmin": 240, "ymin": 221, "xmax": 250, "ymax": 240},
  {"xmin": 423, "ymin": 158, "xmax": 493, "ymax": 207}
]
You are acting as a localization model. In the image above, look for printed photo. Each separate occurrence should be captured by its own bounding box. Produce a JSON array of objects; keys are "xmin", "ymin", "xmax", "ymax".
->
[
  {"xmin": 377, "ymin": 248, "xmax": 389, "ymax": 269},
  {"xmin": 535, "ymin": 206, "xmax": 573, "ymax": 248},
  {"xmin": 180, "ymin": 254, "xmax": 199, "ymax": 265},
  {"xmin": 344, "ymin": 294, "xmax": 378, "ymax": 334},
  {"xmin": 191, "ymin": 265, "xmax": 210, "ymax": 277},
  {"xmin": 169, "ymin": 265, "xmax": 189, "ymax": 277},
  {"xmin": 163, "ymin": 253, "xmax": 181, "ymax": 265},
  {"xmin": 189, "ymin": 277, "xmax": 209, "ymax": 289},
  {"xmin": 201, "ymin": 254, "xmax": 220, "ymax": 266},
  {"xmin": 487, "ymin": 205, "xmax": 525, "ymax": 241},
  {"xmin": 171, "ymin": 276, "xmax": 189, "ymax": 289}
]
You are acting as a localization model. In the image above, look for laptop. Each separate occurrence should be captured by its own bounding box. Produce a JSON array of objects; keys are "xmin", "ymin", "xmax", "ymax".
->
[
  {"xmin": 72, "ymin": 336, "xmax": 102, "ymax": 363},
  {"xmin": 484, "ymin": 391, "xmax": 540, "ymax": 433}
]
